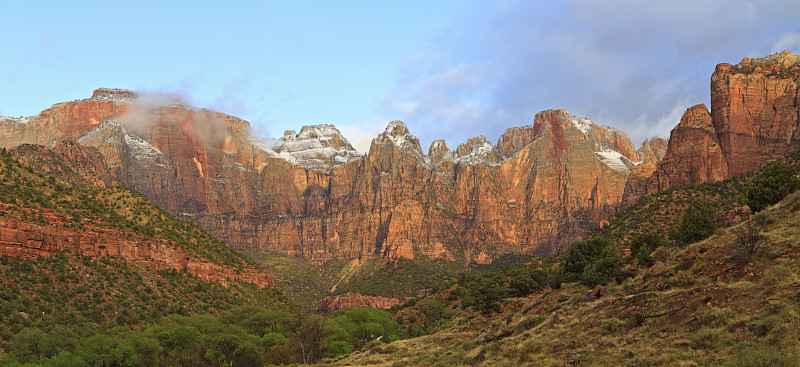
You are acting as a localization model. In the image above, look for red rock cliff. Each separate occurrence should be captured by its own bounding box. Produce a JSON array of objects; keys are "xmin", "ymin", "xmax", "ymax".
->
[
  {"xmin": 623, "ymin": 51, "xmax": 800, "ymax": 206},
  {"xmin": 0, "ymin": 210, "xmax": 273, "ymax": 288},
  {"xmin": 0, "ymin": 91, "xmax": 641, "ymax": 262},
  {"xmin": 316, "ymin": 293, "xmax": 401, "ymax": 312}
]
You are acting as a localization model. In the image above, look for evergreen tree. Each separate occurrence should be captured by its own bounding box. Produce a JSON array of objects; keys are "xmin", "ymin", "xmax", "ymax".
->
[
  {"xmin": 744, "ymin": 161, "xmax": 800, "ymax": 212},
  {"xmin": 675, "ymin": 199, "xmax": 717, "ymax": 244}
]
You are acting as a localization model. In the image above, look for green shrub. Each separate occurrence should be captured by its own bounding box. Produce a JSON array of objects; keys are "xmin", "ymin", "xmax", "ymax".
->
[
  {"xmin": 668, "ymin": 270, "xmax": 695, "ymax": 288},
  {"xmin": 744, "ymin": 161, "xmax": 800, "ymax": 212},
  {"xmin": 561, "ymin": 237, "xmax": 621, "ymax": 287},
  {"xmin": 264, "ymin": 344, "xmax": 293, "ymax": 365},
  {"xmin": 674, "ymin": 199, "xmax": 717, "ymax": 245},
  {"xmin": 691, "ymin": 328, "xmax": 725, "ymax": 349},
  {"xmin": 701, "ymin": 308, "xmax": 736, "ymax": 328},
  {"xmin": 762, "ymin": 264, "xmax": 797, "ymax": 286},
  {"xmin": 628, "ymin": 233, "xmax": 666, "ymax": 267}
]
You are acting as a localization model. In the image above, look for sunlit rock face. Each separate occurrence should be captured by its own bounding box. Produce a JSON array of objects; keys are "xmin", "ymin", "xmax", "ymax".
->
[
  {"xmin": 623, "ymin": 50, "xmax": 800, "ymax": 207},
  {"xmin": 0, "ymin": 89, "xmax": 648, "ymax": 262}
]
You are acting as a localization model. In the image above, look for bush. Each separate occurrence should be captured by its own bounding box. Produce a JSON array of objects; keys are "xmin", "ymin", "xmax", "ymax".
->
[
  {"xmin": 264, "ymin": 344, "xmax": 293, "ymax": 365},
  {"xmin": 561, "ymin": 237, "xmax": 621, "ymax": 287},
  {"xmin": 674, "ymin": 199, "xmax": 717, "ymax": 245},
  {"xmin": 731, "ymin": 216, "xmax": 767, "ymax": 261},
  {"xmin": 744, "ymin": 161, "xmax": 800, "ymax": 212},
  {"xmin": 691, "ymin": 328, "xmax": 724, "ymax": 349},
  {"xmin": 628, "ymin": 233, "xmax": 666, "ymax": 267},
  {"xmin": 762, "ymin": 264, "xmax": 797, "ymax": 286}
]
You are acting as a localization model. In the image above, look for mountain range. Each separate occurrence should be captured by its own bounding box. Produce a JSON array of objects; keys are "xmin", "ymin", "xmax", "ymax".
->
[{"xmin": 1, "ymin": 51, "xmax": 799, "ymax": 268}]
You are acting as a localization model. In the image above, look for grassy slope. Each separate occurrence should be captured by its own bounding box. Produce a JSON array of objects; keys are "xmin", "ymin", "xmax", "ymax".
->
[{"xmin": 330, "ymin": 190, "xmax": 800, "ymax": 366}]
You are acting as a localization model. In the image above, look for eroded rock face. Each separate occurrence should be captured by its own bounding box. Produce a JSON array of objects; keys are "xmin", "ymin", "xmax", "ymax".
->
[
  {"xmin": 711, "ymin": 50, "xmax": 800, "ymax": 177},
  {"xmin": 0, "ymin": 213, "xmax": 273, "ymax": 288},
  {"xmin": 0, "ymin": 90, "xmax": 640, "ymax": 262},
  {"xmin": 623, "ymin": 51, "xmax": 800, "ymax": 206},
  {"xmin": 622, "ymin": 105, "xmax": 728, "ymax": 207},
  {"xmin": 316, "ymin": 293, "xmax": 401, "ymax": 312}
]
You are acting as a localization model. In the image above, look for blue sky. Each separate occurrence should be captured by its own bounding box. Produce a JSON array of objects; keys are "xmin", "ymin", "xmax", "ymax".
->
[{"xmin": 2, "ymin": 1, "xmax": 799, "ymax": 152}]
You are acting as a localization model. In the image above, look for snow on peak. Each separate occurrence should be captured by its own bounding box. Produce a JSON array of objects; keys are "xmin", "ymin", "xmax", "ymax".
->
[
  {"xmin": 124, "ymin": 130, "xmax": 164, "ymax": 162},
  {"xmin": 376, "ymin": 120, "xmax": 423, "ymax": 157},
  {"xmin": 252, "ymin": 124, "xmax": 364, "ymax": 172},
  {"xmin": 452, "ymin": 137, "xmax": 500, "ymax": 166},
  {"xmin": 77, "ymin": 119, "xmax": 165, "ymax": 163},
  {"xmin": 384, "ymin": 120, "xmax": 410, "ymax": 137},
  {"xmin": 568, "ymin": 114, "xmax": 594, "ymax": 135},
  {"xmin": 90, "ymin": 88, "xmax": 138, "ymax": 103},
  {"xmin": 0, "ymin": 116, "xmax": 32, "ymax": 124}
]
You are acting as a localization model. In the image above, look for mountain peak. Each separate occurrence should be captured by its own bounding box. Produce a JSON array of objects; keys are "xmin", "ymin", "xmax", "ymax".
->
[
  {"xmin": 384, "ymin": 120, "xmax": 410, "ymax": 136},
  {"xmin": 374, "ymin": 120, "xmax": 423, "ymax": 158},
  {"xmin": 91, "ymin": 88, "xmax": 137, "ymax": 102},
  {"xmin": 255, "ymin": 124, "xmax": 363, "ymax": 172}
]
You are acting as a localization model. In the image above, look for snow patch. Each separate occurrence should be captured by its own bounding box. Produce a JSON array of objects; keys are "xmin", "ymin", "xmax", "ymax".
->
[
  {"xmin": 376, "ymin": 121, "xmax": 424, "ymax": 158},
  {"xmin": 0, "ymin": 116, "xmax": 32, "ymax": 124},
  {"xmin": 251, "ymin": 124, "xmax": 364, "ymax": 172},
  {"xmin": 569, "ymin": 115, "xmax": 594, "ymax": 135},
  {"xmin": 595, "ymin": 149, "xmax": 629, "ymax": 172},
  {"xmin": 78, "ymin": 119, "xmax": 166, "ymax": 165},
  {"xmin": 124, "ymin": 130, "xmax": 164, "ymax": 162},
  {"xmin": 453, "ymin": 141, "xmax": 501, "ymax": 166}
]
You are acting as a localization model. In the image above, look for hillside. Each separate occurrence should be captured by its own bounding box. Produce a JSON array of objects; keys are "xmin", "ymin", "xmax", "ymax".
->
[
  {"xmin": 0, "ymin": 148, "xmax": 287, "ymax": 354},
  {"xmin": 332, "ymin": 182, "xmax": 800, "ymax": 366}
]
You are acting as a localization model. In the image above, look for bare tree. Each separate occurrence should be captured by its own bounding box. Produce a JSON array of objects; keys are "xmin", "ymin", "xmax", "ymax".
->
[{"xmin": 732, "ymin": 216, "xmax": 767, "ymax": 260}]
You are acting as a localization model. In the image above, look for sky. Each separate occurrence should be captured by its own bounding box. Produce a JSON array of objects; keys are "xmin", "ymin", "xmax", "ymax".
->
[{"xmin": 1, "ymin": 1, "xmax": 799, "ymax": 153}]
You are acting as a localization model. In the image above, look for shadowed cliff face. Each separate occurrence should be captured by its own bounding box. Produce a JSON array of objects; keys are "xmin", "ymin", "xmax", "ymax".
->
[
  {"xmin": 623, "ymin": 50, "xmax": 800, "ymax": 207},
  {"xmin": 0, "ymin": 90, "xmax": 643, "ymax": 263}
]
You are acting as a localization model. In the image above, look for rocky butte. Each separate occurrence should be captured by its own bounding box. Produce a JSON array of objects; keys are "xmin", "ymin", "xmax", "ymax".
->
[{"xmin": 623, "ymin": 50, "xmax": 800, "ymax": 205}]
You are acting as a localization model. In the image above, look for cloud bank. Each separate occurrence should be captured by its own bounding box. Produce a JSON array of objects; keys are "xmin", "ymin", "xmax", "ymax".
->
[{"xmin": 379, "ymin": 0, "xmax": 800, "ymax": 150}]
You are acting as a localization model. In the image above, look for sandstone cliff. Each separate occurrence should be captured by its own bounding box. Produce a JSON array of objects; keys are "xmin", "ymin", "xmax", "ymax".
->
[
  {"xmin": 316, "ymin": 293, "xmax": 401, "ymax": 312},
  {"xmin": 622, "ymin": 50, "xmax": 800, "ymax": 206},
  {"xmin": 0, "ymin": 91, "xmax": 642, "ymax": 262}
]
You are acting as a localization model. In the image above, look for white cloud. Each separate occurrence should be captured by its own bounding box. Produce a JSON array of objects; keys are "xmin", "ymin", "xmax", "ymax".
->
[
  {"xmin": 772, "ymin": 32, "xmax": 800, "ymax": 53},
  {"xmin": 379, "ymin": 0, "xmax": 800, "ymax": 148}
]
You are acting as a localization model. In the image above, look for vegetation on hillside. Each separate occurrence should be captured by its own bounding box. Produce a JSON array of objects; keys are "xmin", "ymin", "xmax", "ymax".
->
[
  {"xmin": 744, "ymin": 160, "xmax": 800, "ymax": 212},
  {"xmin": 334, "ymin": 171, "xmax": 800, "ymax": 367},
  {"xmin": 0, "ymin": 148, "xmax": 248, "ymax": 269},
  {"xmin": 0, "ymin": 149, "xmax": 416, "ymax": 366},
  {"xmin": 245, "ymin": 250, "xmax": 530, "ymax": 308}
]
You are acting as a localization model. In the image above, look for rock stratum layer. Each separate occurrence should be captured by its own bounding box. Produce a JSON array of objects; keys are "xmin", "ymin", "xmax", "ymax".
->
[
  {"xmin": 0, "ymin": 214, "xmax": 273, "ymax": 288},
  {"xmin": 623, "ymin": 50, "xmax": 800, "ymax": 206},
  {"xmin": 316, "ymin": 293, "xmax": 401, "ymax": 312}
]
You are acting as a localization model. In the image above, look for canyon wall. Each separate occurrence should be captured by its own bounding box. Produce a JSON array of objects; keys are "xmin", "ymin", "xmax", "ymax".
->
[{"xmin": 0, "ymin": 91, "xmax": 640, "ymax": 262}]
